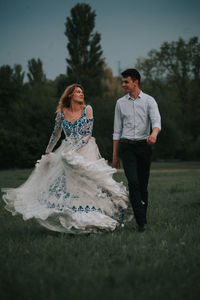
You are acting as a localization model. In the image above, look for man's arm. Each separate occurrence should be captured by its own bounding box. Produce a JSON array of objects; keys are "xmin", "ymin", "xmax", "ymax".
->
[
  {"xmin": 113, "ymin": 140, "xmax": 120, "ymax": 169},
  {"xmin": 113, "ymin": 101, "xmax": 122, "ymax": 169},
  {"xmin": 147, "ymin": 96, "xmax": 161, "ymax": 145}
]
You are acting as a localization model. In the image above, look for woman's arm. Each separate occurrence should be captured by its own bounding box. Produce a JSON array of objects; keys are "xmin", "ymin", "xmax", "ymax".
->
[{"xmin": 45, "ymin": 112, "xmax": 62, "ymax": 154}]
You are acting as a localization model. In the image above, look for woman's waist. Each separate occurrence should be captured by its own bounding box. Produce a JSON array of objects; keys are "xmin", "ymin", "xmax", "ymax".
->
[{"xmin": 63, "ymin": 136, "xmax": 94, "ymax": 144}]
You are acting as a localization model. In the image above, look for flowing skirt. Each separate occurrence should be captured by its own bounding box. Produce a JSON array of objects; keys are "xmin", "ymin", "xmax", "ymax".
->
[{"xmin": 2, "ymin": 138, "xmax": 132, "ymax": 234}]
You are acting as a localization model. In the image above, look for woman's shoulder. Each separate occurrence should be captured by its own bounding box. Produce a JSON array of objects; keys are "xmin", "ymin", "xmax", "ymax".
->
[
  {"xmin": 55, "ymin": 108, "xmax": 63, "ymax": 115},
  {"xmin": 56, "ymin": 111, "xmax": 63, "ymax": 118},
  {"xmin": 84, "ymin": 104, "xmax": 93, "ymax": 119},
  {"xmin": 85, "ymin": 104, "xmax": 93, "ymax": 111}
]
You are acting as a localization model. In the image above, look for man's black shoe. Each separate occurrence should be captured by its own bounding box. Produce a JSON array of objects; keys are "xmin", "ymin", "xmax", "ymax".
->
[{"xmin": 138, "ymin": 225, "xmax": 145, "ymax": 232}]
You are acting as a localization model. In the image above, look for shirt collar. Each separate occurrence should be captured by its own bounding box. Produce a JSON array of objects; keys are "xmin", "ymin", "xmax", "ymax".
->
[{"xmin": 127, "ymin": 90, "xmax": 143, "ymax": 101}]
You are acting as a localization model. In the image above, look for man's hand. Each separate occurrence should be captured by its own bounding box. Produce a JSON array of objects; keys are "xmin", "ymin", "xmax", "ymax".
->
[
  {"xmin": 147, "ymin": 127, "xmax": 160, "ymax": 145},
  {"xmin": 113, "ymin": 156, "xmax": 120, "ymax": 169},
  {"xmin": 113, "ymin": 140, "xmax": 120, "ymax": 169},
  {"xmin": 147, "ymin": 134, "xmax": 157, "ymax": 145}
]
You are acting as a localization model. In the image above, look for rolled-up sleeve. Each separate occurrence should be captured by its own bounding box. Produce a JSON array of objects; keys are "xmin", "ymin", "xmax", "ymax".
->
[
  {"xmin": 113, "ymin": 101, "xmax": 122, "ymax": 140},
  {"xmin": 148, "ymin": 98, "xmax": 161, "ymax": 130}
]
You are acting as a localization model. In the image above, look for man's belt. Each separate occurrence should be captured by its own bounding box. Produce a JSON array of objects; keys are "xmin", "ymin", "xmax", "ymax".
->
[{"xmin": 120, "ymin": 139, "xmax": 147, "ymax": 145}]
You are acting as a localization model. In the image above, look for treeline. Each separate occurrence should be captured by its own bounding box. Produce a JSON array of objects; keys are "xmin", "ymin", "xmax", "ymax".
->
[{"xmin": 0, "ymin": 2, "xmax": 200, "ymax": 168}]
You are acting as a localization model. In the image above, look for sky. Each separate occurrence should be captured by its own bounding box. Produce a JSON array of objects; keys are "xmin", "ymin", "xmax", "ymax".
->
[{"xmin": 0, "ymin": 0, "xmax": 200, "ymax": 80}]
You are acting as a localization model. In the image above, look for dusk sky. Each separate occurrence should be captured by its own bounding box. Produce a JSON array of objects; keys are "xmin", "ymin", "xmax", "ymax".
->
[{"xmin": 1, "ymin": 0, "xmax": 200, "ymax": 80}]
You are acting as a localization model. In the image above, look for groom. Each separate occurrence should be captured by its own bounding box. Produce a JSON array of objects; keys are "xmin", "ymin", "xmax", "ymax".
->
[{"xmin": 112, "ymin": 69, "xmax": 161, "ymax": 232}]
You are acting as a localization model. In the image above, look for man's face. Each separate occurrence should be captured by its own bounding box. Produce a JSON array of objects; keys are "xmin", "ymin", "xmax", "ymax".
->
[{"xmin": 122, "ymin": 76, "xmax": 136, "ymax": 93}]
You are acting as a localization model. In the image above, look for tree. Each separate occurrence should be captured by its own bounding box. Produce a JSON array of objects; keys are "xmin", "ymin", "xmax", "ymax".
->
[
  {"xmin": 136, "ymin": 37, "xmax": 200, "ymax": 90},
  {"xmin": 136, "ymin": 36, "xmax": 200, "ymax": 160},
  {"xmin": 101, "ymin": 67, "xmax": 124, "ymax": 100},
  {"xmin": 27, "ymin": 58, "xmax": 46, "ymax": 84},
  {"xmin": 0, "ymin": 64, "xmax": 25, "ymax": 116},
  {"xmin": 0, "ymin": 64, "xmax": 26, "ymax": 168},
  {"xmin": 65, "ymin": 3, "xmax": 104, "ymax": 87}
]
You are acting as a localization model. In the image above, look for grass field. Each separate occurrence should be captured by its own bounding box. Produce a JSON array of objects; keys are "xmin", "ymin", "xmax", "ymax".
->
[{"xmin": 0, "ymin": 163, "xmax": 200, "ymax": 300}]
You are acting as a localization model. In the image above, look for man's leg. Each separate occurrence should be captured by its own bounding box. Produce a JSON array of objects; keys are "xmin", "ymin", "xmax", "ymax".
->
[
  {"xmin": 137, "ymin": 144, "xmax": 152, "ymax": 224},
  {"xmin": 120, "ymin": 143, "xmax": 146, "ymax": 227}
]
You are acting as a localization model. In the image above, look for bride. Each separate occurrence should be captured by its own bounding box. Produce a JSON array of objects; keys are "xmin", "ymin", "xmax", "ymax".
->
[{"xmin": 2, "ymin": 84, "xmax": 132, "ymax": 234}]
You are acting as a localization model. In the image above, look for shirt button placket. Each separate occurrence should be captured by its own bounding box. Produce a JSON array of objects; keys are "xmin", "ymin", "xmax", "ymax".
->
[{"xmin": 133, "ymin": 101, "xmax": 135, "ymax": 139}]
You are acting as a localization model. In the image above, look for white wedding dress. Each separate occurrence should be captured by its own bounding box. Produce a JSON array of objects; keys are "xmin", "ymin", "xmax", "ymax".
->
[{"xmin": 2, "ymin": 105, "xmax": 132, "ymax": 234}]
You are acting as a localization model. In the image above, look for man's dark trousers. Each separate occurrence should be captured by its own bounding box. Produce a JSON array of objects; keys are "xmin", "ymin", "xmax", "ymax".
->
[{"xmin": 120, "ymin": 141, "xmax": 152, "ymax": 226}]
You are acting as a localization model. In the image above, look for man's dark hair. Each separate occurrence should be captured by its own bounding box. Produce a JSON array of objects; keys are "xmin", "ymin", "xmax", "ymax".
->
[{"xmin": 121, "ymin": 68, "xmax": 141, "ymax": 85}]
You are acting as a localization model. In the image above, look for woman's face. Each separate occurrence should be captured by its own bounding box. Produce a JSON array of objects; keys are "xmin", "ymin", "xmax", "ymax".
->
[{"xmin": 71, "ymin": 87, "xmax": 84, "ymax": 104}]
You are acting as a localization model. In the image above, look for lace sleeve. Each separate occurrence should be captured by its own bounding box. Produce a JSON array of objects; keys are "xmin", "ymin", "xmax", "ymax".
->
[
  {"xmin": 45, "ymin": 112, "xmax": 62, "ymax": 153},
  {"xmin": 71, "ymin": 105, "xmax": 94, "ymax": 152}
]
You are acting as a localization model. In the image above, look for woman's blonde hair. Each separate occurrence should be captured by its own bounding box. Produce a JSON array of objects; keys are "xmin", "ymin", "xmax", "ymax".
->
[{"xmin": 56, "ymin": 83, "xmax": 84, "ymax": 112}]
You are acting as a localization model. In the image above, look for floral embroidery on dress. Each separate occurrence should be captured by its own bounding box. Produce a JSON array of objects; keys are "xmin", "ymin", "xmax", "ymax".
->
[
  {"xmin": 45, "ymin": 105, "xmax": 93, "ymax": 154},
  {"xmin": 37, "ymin": 195, "xmax": 65, "ymax": 212},
  {"xmin": 72, "ymin": 205, "xmax": 103, "ymax": 214},
  {"xmin": 96, "ymin": 186, "xmax": 113, "ymax": 198},
  {"xmin": 48, "ymin": 171, "xmax": 69, "ymax": 200}
]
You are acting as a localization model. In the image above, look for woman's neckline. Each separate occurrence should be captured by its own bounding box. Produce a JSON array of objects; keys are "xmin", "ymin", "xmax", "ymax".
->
[{"xmin": 62, "ymin": 105, "xmax": 86, "ymax": 125}]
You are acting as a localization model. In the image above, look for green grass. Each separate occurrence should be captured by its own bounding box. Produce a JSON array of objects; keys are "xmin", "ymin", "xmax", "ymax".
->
[
  {"xmin": 151, "ymin": 160, "xmax": 200, "ymax": 170},
  {"xmin": 0, "ymin": 164, "xmax": 200, "ymax": 300}
]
